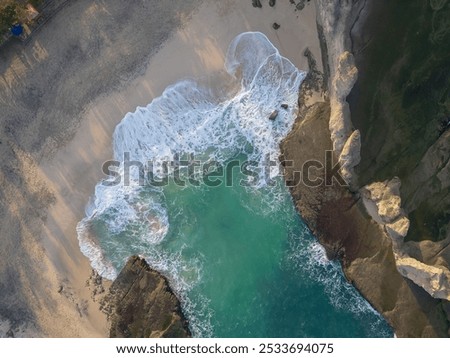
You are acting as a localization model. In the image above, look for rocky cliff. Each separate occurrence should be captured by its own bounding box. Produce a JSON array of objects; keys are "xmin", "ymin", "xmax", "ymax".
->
[
  {"xmin": 105, "ymin": 256, "xmax": 190, "ymax": 338},
  {"xmin": 281, "ymin": 0, "xmax": 450, "ymax": 337},
  {"xmin": 349, "ymin": 0, "xmax": 450, "ymax": 310},
  {"xmin": 281, "ymin": 98, "xmax": 450, "ymax": 337}
]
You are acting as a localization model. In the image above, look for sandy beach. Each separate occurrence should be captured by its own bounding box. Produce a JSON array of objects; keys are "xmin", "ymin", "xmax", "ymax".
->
[{"xmin": 0, "ymin": 0, "xmax": 321, "ymax": 337}]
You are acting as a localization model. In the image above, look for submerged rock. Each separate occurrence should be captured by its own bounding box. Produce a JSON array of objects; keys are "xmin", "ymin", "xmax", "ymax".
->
[
  {"xmin": 281, "ymin": 104, "xmax": 288, "ymax": 110},
  {"xmin": 107, "ymin": 256, "xmax": 190, "ymax": 338}
]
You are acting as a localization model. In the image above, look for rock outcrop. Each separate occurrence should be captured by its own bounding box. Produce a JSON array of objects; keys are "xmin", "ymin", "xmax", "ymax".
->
[
  {"xmin": 348, "ymin": 0, "xmax": 450, "ymax": 308},
  {"xmin": 339, "ymin": 129, "xmax": 361, "ymax": 186},
  {"xmin": 252, "ymin": 0, "xmax": 262, "ymax": 8},
  {"xmin": 363, "ymin": 179, "xmax": 404, "ymax": 225},
  {"xmin": 363, "ymin": 179, "xmax": 450, "ymax": 301},
  {"xmin": 106, "ymin": 256, "xmax": 190, "ymax": 338},
  {"xmin": 396, "ymin": 258, "xmax": 450, "ymax": 301}
]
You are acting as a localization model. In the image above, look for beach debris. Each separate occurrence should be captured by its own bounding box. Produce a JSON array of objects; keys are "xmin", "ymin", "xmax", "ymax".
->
[
  {"xmin": 281, "ymin": 104, "xmax": 289, "ymax": 110},
  {"xmin": 269, "ymin": 0, "xmax": 276, "ymax": 7},
  {"xmin": 252, "ymin": 0, "xmax": 262, "ymax": 8},
  {"xmin": 272, "ymin": 22, "xmax": 280, "ymax": 30},
  {"xmin": 269, "ymin": 110, "xmax": 279, "ymax": 120}
]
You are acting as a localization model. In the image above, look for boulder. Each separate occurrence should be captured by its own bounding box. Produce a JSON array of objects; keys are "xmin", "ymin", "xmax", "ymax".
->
[
  {"xmin": 252, "ymin": 0, "xmax": 262, "ymax": 8},
  {"xmin": 329, "ymin": 52, "xmax": 358, "ymax": 157},
  {"xmin": 338, "ymin": 129, "xmax": 361, "ymax": 186},
  {"xmin": 386, "ymin": 217, "xmax": 410, "ymax": 242},
  {"xmin": 396, "ymin": 257, "xmax": 450, "ymax": 301},
  {"xmin": 269, "ymin": 110, "xmax": 279, "ymax": 120}
]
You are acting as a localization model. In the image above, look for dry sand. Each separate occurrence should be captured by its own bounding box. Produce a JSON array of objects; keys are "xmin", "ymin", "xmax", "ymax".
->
[{"xmin": 0, "ymin": 0, "xmax": 321, "ymax": 337}]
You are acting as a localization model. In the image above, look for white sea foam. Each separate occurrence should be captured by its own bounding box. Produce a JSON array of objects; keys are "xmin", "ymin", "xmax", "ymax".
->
[
  {"xmin": 143, "ymin": 248, "xmax": 213, "ymax": 337},
  {"xmin": 289, "ymin": 237, "xmax": 377, "ymax": 314},
  {"xmin": 286, "ymin": 231, "xmax": 391, "ymax": 336},
  {"xmin": 77, "ymin": 32, "xmax": 305, "ymax": 336},
  {"xmin": 75, "ymin": 31, "xmax": 392, "ymax": 337}
]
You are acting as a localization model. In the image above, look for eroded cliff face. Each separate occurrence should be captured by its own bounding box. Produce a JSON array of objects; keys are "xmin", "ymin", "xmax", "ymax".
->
[
  {"xmin": 281, "ymin": 0, "xmax": 450, "ymax": 337},
  {"xmin": 316, "ymin": 1, "xmax": 362, "ymax": 187},
  {"xmin": 105, "ymin": 256, "xmax": 190, "ymax": 338}
]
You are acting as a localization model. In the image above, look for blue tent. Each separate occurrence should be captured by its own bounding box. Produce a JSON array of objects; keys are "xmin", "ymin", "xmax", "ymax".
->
[{"xmin": 11, "ymin": 24, "xmax": 23, "ymax": 36}]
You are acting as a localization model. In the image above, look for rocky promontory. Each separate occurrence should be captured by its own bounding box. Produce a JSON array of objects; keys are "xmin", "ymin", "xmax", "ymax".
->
[{"xmin": 105, "ymin": 256, "xmax": 190, "ymax": 338}]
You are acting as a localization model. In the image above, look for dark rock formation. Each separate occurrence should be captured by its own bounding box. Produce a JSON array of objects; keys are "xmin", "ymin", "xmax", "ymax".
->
[
  {"xmin": 272, "ymin": 22, "xmax": 280, "ymax": 30},
  {"xmin": 296, "ymin": 1, "xmax": 306, "ymax": 11},
  {"xmin": 107, "ymin": 256, "xmax": 190, "ymax": 338},
  {"xmin": 269, "ymin": 0, "xmax": 276, "ymax": 7},
  {"xmin": 269, "ymin": 110, "xmax": 279, "ymax": 120},
  {"xmin": 252, "ymin": 0, "xmax": 262, "ymax": 8},
  {"xmin": 281, "ymin": 104, "xmax": 288, "ymax": 110}
]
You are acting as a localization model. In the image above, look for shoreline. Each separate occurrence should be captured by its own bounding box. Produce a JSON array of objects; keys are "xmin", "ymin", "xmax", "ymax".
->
[{"xmin": 0, "ymin": 0, "xmax": 321, "ymax": 337}]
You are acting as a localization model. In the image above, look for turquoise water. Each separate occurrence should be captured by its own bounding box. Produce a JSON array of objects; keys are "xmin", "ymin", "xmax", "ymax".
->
[
  {"xmin": 77, "ymin": 32, "xmax": 393, "ymax": 337},
  {"xmin": 160, "ymin": 164, "xmax": 392, "ymax": 337}
]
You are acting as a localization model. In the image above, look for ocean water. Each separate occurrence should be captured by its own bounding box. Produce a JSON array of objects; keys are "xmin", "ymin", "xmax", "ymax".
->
[{"xmin": 77, "ymin": 32, "xmax": 393, "ymax": 337}]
